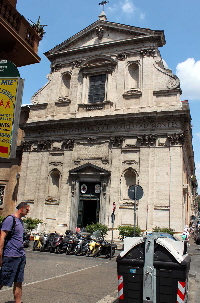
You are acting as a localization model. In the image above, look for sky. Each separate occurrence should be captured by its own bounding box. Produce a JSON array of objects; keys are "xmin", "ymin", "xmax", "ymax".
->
[{"xmin": 17, "ymin": 0, "xmax": 200, "ymax": 191}]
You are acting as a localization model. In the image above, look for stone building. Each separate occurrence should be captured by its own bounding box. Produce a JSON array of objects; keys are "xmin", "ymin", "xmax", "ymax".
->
[{"xmin": 18, "ymin": 12, "xmax": 197, "ymax": 234}]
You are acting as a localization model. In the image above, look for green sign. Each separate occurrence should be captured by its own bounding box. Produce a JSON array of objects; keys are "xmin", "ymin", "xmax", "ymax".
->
[{"xmin": 0, "ymin": 60, "xmax": 20, "ymax": 77}]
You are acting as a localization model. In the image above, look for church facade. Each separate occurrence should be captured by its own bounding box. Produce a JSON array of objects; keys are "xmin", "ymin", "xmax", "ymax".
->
[{"xmin": 17, "ymin": 12, "xmax": 197, "ymax": 234}]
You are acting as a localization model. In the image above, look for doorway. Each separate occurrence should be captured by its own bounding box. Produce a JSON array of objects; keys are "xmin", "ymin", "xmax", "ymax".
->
[
  {"xmin": 77, "ymin": 182, "xmax": 101, "ymax": 228},
  {"xmin": 82, "ymin": 200, "xmax": 97, "ymax": 226}
]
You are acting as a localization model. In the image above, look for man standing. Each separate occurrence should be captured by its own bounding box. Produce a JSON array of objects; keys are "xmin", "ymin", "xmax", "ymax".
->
[{"xmin": 0, "ymin": 202, "xmax": 30, "ymax": 303}]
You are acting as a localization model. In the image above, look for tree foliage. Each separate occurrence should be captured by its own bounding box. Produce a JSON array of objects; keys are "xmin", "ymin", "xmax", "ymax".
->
[
  {"xmin": 84, "ymin": 223, "xmax": 109, "ymax": 236},
  {"xmin": 118, "ymin": 225, "xmax": 141, "ymax": 239},
  {"xmin": 152, "ymin": 226, "xmax": 175, "ymax": 235},
  {"xmin": 23, "ymin": 217, "xmax": 43, "ymax": 231}
]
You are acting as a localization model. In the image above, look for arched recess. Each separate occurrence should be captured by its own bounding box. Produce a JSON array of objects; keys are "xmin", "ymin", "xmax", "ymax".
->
[
  {"xmin": 121, "ymin": 168, "xmax": 137, "ymax": 201},
  {"xmin": 126, "ymin": 62, "xmax": 139, "ymax": 90},
  {"xmin": 61, "ymin": 72, "xmax": 71, "ymax": 97},
  {"xmin": 48, "ymin": 169, "xmax": 61, "ymax": 199}
]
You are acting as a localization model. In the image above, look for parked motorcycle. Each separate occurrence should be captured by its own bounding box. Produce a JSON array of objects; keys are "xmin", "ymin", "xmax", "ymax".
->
[
  {"xmin": 62, "ymin": 231, "xmax": 77, "ymax": 255},
  {"xmin": 49, "ymin": 233, "xmax": 64, "ymax": 253},
  {"xmin": 74, "ymin": 232, "xmax": 91, "ymax": 256},
  {"xmin": 32, "ymin": 234, "xmax": 43, "ymax": 251},
  {"xmin": 86, "ymin": 230, "xmax": 117, "ymax": 258},
  {"xmin": 23, "ymin": 231, "xmax": 30, "ymax": 248},
  {"xmin": 39, "ymin": 233, "xmax": 50, "ymax": 252}
]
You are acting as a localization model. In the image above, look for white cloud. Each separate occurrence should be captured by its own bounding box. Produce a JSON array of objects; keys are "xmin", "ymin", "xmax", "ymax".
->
[
  {"xmin": 176, "ymin": 58, "xmax": 200, "ymax": 100},
  {"xmin": 121, "ymin": 0, "xmax": 135, "ymax": 14},
  {"xmin": 107, "ymin": 0, "xmax": 145, "ymax": 20},
  {"xmin": 140, "ymin": 13, "xmax": 146, "ymax": 20}
]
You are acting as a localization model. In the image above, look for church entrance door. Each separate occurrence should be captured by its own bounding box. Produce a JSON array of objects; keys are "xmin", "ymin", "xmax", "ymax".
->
[{"xmin": 77, "ymin": 182, "xmax": 100, "ymax": 228}]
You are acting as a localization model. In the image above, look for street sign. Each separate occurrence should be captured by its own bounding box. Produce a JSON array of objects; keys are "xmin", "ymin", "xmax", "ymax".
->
[
  {"xmin": 128, "ymin": 185, "xmax": 143, "ymax": 200},
  {"xmin": 0, "ymin": 60, "xmax": 20, "ymax": 77}
]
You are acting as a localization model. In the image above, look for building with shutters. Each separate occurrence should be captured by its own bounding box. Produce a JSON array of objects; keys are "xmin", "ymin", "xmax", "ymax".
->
[{"xmin": 17, "ymin": 11, "xmax": 197, "ymax": 234}]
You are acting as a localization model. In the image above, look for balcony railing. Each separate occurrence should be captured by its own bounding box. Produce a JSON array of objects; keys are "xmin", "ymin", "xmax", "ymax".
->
[{"xmin": 0, "ymin": 0, "xmax": 41, "ymax": 54}]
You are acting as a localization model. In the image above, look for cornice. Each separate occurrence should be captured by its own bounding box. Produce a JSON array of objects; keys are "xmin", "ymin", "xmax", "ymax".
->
[
  {"xmin": 46, "ymin": 36, "xmax": 164, "ymax": 61},
  {"xmin": 45, "ymin": 20, "xmax": 165, "ymax": 59},
  {"xmin": 20, "ymin": 109, "xmax": 190, "ymax": 132}
]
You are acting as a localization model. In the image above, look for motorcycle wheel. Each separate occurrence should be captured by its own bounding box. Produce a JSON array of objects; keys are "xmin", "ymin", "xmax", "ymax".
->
[
  {"xmin": 50, "ymin": 247, "xmax": 55, "ymax": 253},
  {"xmin": 65, "ymin": 246, "xmax": 71, "ymax": 255},
  {"xmin": 32, "ymin": 241, "xmax": 37, "ymax": 251},
  {"xmin": 40, "ymin": 245, "xmax": 45, "ymax": 252},
  {"xmin": 74, "ymin": 247, "xmax": 81, "ymax": 256},
  {"xmin": 92, "ymin": 251, "xmax": 100, "ymax": 258},
  {"xmin": 106, "ymin": 248, "xmax": 115, "ymax": 258},
  {"xmin": 86, "ymin": 248, "xmax": 91, "ymax": 257},
  {"xmin": 55, "ymin": 246, "xmax": 62, "ymax": 254}
]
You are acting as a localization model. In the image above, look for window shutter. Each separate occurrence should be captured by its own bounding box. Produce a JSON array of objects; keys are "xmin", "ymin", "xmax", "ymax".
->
[{"xmin": 88, "ymin": 74, "xmax": 106, "ymax": 103}]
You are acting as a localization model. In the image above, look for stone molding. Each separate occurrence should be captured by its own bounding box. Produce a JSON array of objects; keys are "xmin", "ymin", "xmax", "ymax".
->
[
  {"xmin": 110, "ymin": 136, "xmax": 123, "ymax": 148},
  {"xmin": 95, "ymin": 26, "xmax": 104, "ymax": 40},
  {"xmin": 61, "ymin": 139, "xmax": 75, "ymax": 150},
  {"xmin": 167, "ymin": 133, "xmax": 185, "ymax": 145},
  {"xmin": 78, "ymin": 100, "xmax": 113, "ymax": 111},
  {"xmin": 153, "ymin": 62, "xmax": 181, "ymax": 91},
  {"xmin": 56, "ymin": 97, "xmax": 71, "ymax": 105},
  {"xmin": 137, "ymin": 134, "xmax": 157, "ymax": 146},
  {"xmin": 122, "ymin": 160, "xmax": 139, "ymax": 165},
  {"xmin": 123, "ymin": 88, "xmax": 142, "ymax": 99},
  {"xmin": 45, "ymin": 196, "xmax": 60, "ymax": 205},
  {"xmin": 22, "ymin": 139, "xmax": 75, "ymax": 152},
  {"xmin": 116, "ymin": 53, "xmax": 127, "ymax": 61},
  {"xmin": 154, "ymin": 205, "xmax": 170, "ymax": 210},
  {"xmin": 49, "ymin": 162, "xmax": 63, "ymax": 166},
  {"xmin": 140, "ymin": 49, "xmax": 156, "ymax": 57}
]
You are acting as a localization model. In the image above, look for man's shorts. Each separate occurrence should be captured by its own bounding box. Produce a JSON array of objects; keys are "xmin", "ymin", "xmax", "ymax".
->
[{"xmin": 0, "ymin": 255, "xmax": 26, "ymax": 287}]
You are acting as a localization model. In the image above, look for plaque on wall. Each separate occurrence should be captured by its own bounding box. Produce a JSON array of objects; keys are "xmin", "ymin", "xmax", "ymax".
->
[
  {"xmin": 95, "ymin": 184, "xmax": 101, "ymax": 193},
  {"xmin": 81, "ymin": 184, "xmax": 87, "ymax": 193}
]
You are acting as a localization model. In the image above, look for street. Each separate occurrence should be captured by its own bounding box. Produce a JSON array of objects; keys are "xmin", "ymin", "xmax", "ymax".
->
[
  {"xmin": 0, "ymin": 247, "xmax": 119, "ymax": 303},
  {"xmin": 0, "ymin": 239, "xmax": 200, "ymax": 303}
]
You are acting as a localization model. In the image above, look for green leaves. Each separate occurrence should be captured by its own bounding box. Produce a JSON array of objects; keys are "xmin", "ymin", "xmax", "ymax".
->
[
  {"xmin": 23, "ymin": 217, "xmax": 43, "ymax": 231},
  {"xmin": 152, "ymin": 226, "xmax": 175, "ymax": 235},
  {"xmin": 117, "ymin": 225, "xmax": 141, "ymax": 239},
  {"xmin": 85, "ymin": 223, "xmax": 109, "ymax": 236}
]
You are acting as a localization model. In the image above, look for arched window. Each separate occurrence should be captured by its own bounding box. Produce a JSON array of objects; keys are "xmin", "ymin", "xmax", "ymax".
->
[
  {"xmin": 48, "ymin": 169, "xmax": 60, "ymax": 199},
  {"xmin": 121, "ymin": 169, "xmax": 137, "ymax": 200}
]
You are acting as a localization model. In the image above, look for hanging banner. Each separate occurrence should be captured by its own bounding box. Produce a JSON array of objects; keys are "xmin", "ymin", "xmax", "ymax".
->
[{"xmin": 0, "ymin": 77, "xmax": 24, "ymax": 158}]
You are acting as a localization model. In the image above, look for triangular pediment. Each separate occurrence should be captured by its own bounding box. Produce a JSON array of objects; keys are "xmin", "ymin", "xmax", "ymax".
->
[
  {"xmin": 45, "ymin": 20, "xmax": 165, "ymax": 58},
  {"xmin": 69, "ymin": 163, "xmax": 110, "ymax": 176}
]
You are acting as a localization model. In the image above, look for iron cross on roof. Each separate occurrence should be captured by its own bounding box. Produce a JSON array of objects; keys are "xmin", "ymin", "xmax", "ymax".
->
[{"xmin": 99, "ymin": 1, "xmax": 109, "ymax": 10}]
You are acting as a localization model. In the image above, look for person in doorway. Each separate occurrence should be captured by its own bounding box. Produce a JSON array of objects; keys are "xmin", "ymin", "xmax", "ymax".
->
[{"xmin": 0, "ymin": 202, "xmax": 30, "ymax": 303}]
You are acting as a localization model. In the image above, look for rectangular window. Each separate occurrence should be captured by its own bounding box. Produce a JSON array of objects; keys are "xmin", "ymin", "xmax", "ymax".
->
[
  {"xmin": 0, "ymin": 185, "xmax": 5, "ymax": 205},
  {"xmin": 88, "ymin": 74, "xmax": 106, "ymax": 103}
]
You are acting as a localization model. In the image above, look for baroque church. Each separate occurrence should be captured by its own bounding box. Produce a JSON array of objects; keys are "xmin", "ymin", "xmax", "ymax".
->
[{"xmin": 15, "ymin": 11, "xmax": 196, "ymax": 234}]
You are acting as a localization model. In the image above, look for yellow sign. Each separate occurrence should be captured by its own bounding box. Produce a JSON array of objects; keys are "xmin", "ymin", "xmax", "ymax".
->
[{"xmin": 0, "ymin": 78, "xmax": 19, "ymax": 158}]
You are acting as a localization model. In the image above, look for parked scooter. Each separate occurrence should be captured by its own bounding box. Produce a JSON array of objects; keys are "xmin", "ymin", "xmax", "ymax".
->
[
  {"xmin": 32, "ymin": 234, "xmax": 43, "ymax": 251},
  {"xmin": 49, "ymin": 234, "xmax": 64, "ymax": 253},
  {"xmin": 23, "ymin": 231, "xmax": 30, "ymax": 248},
  {"xmin": 74, "ymin": 232, "xmax": 91, "ymax": 256},
  {"xmin": 62, "ymin": 231, "xmax": 77, "ymax": 255},
  {"xmin": 39, "ymin": 233, "xmax": 50, "ymax": 252},
  {"xmin": 86, "ymin": 230, "xmax": 117, "ymax": 258}
]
